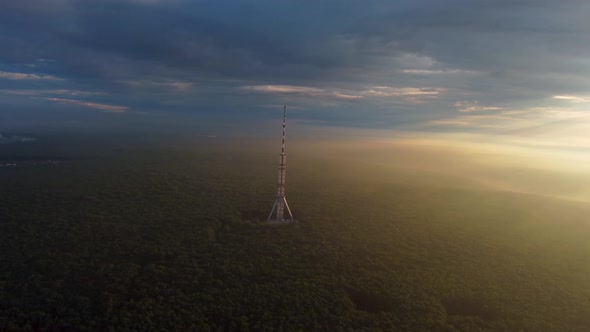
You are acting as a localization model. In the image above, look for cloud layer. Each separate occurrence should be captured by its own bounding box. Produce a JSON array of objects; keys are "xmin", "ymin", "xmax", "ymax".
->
[{"xmin": 0, "ymin": 0, "xmax": 589, "ymax": 133}]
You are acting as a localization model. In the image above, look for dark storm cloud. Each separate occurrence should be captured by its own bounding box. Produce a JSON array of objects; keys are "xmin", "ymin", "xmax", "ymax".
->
[{"xmin": 0, "ymin": 0, "xmax": 589, "ymax": 128}]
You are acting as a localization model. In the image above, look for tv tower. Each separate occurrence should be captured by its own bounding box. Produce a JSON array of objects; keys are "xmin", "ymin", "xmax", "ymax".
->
[{"xmin": 267, "ymin": 105, "xmax": 294, "ymax": 223}]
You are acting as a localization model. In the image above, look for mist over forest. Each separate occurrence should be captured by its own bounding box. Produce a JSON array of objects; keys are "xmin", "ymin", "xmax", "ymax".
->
[{"xmin": 1, "ymin": 127, "xmax": 589, "ymax": 331}]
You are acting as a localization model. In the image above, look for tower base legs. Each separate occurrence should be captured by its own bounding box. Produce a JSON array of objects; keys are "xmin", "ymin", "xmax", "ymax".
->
[{"xmin": 267, "ymin": 196, "xmax": 294, "ymax": 223}]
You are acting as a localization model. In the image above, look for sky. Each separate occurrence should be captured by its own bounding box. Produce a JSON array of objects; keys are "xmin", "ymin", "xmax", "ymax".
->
[{"xmin": 1, "ymin": 0, "xmax": 590, "ymax": 149}]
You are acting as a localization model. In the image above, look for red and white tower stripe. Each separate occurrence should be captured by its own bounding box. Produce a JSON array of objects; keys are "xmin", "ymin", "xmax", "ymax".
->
[{"xmin": 268, "ymin": 105, "xmax": 294, "ymax": 222}]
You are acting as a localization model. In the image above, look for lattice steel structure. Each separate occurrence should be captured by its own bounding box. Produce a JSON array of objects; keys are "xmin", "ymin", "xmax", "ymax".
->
[{"xmin": 267, "ymin": 105, "xmax": 294, "ymax": 223}]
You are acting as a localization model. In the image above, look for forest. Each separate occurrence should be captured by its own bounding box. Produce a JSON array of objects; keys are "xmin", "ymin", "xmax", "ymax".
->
[{"xmin": 1, "ymin": 133, "xmax": 589, "ymax": 331}]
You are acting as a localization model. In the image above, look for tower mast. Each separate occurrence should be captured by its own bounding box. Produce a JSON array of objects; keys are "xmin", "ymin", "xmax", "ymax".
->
[{"xmin": 267, "ymin": 105, "xmax": 294, "ymax": 223}]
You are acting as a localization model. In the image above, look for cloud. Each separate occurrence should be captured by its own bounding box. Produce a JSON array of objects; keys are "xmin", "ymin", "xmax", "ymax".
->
[
  {"xmin": 423, "ymin": 103, "xmax": 590, "ymax": 148},
  {"xmin": 0, "ymin": 89, "xmax": 103, "ymax": 96},
  {"xmin": 241, "ymin": 85, "xmax": 363, "ymax": 101},
  {"xmin": 47, "ymin": 97, "xmax": 128, "ymax": 112},
  {"xmin": 1, "ymin": 0, "xmax": 590, "ymax": 130},
  {"xmin": 426, "ymin": 116, "xmax": 507, "ymax": 129},
  {"xmin": 402, "ymin": 69, "xmax": 478, "ymax": 75},
  {"xmin": 258, "ymin": 104, "xmax": 306, "ymax": 110},
  {"xmin": 362, "ymin": 86, "xmax": 444, "ymax": 97},
  {"xmin": 395, "ymin": 53, "xmax": 436, "ymax": 69},
  {"xmin": 455, "ymin": 101, "xmax": 503, "ymax": 113},
  {"xmin": 0, "ymin": 133, "xmax": 36, "ymax": 144},
  {"xmin": 123, "ymin": 80, "xmax": 193, "ymax": 91},
  {"xmin": 553, "ymin": 95, "xmax": 590, "ymax": 103},
  {"xmin": 361, "ymin": 86, "xmax": 445, "ymax": 104},
  {"xmin": 241, "ymin": 85, "xmax": 322, "ymax": 94},
  {"xmin": 395, "ymin": 53, "xmax": 480, "ymax": 76},
  {"xmin": 428, "ymin": 120, "xmax": 473, "ymax": 127},
  {"xmin": 541, "ymin": 108, "xmax": 590, "ymax": 120},
  {"xmin": 241, "ymin": 84, "xmax": 447, "ymax": 106},
  {"xmin": 0, "ymin": 71, "xmax": 61, "ymax": 80},
  {"xmin": 125, "ymin": 0, "xmax": 176, "ymax": 4}
]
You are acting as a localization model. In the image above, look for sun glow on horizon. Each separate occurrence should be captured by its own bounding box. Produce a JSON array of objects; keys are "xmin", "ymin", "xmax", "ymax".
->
[{"xmin": 300, "ymin": 128, "xmax": 590, "ymax": 205}]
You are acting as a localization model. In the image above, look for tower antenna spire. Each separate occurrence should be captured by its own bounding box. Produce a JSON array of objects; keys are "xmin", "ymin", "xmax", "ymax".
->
[{"xmin": 267, "ymin": 105, "xmax": 294, "ymax": 223}]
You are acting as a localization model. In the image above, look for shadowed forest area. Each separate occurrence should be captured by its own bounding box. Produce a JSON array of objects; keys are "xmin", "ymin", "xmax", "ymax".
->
[{"xmin": 1, "ymin": 134, "xmax": 590, "ymax": 331}]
